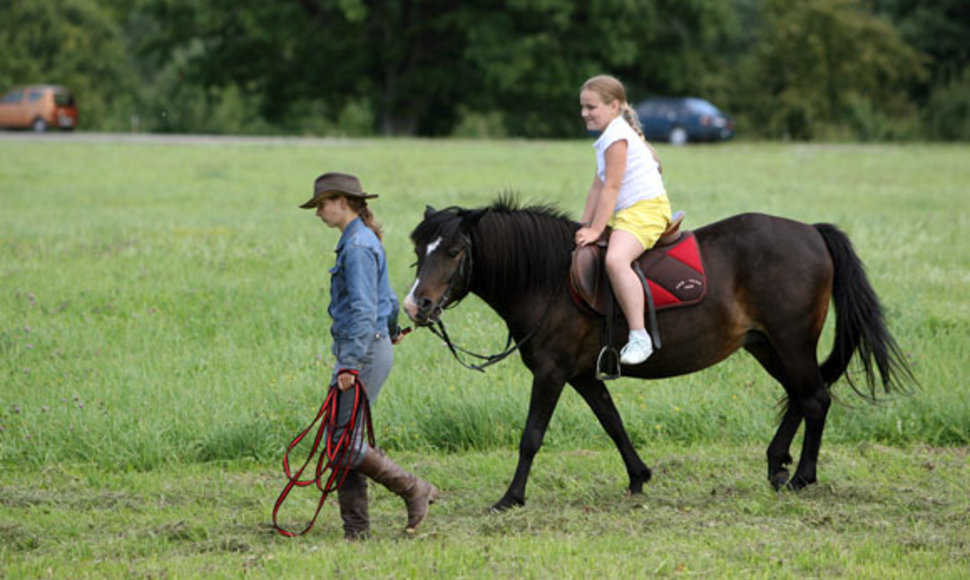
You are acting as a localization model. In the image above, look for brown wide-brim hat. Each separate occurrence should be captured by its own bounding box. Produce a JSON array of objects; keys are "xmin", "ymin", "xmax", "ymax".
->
[{"xmin": 299, "ymin": 171, "xmax": 378, "ymax": 209}]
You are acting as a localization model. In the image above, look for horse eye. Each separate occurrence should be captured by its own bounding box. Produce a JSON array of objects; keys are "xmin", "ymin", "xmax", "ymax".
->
[{"xmin": 447, "ymin": 248, "xmax": 461, "ymax": 258}]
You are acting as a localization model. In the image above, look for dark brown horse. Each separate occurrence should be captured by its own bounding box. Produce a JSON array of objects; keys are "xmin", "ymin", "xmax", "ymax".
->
[{"xmin": 404, "ymin": 198, "xmax": 915, "ymax": 512}]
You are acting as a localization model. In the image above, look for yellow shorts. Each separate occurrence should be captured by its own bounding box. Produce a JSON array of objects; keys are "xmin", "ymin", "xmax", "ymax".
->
[{"xmin": 609, "ymin": 194, "xmax": 672, "ymax": 250}]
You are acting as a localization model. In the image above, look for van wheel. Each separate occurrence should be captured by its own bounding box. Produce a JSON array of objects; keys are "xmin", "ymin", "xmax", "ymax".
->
[
  {"xmin": 669, "ymin": 126, "xmax": 687, "ymax": 146},
  {"xmin": 32, "ymin": 117, "xmax": 48, "ymax": 132}
]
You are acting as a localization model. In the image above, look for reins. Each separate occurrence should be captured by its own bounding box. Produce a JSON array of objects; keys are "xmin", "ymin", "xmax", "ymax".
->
[
  {"xmin": 271, "ymin": 377, "xmax": 374, "ymax": 537},
  {"xmin": 426, "ymin": 241, "xmax": 566, "ymax": 372},
  {"xmin": 428, "ymin": 317, "xmax": 540, "ymax": 372}
]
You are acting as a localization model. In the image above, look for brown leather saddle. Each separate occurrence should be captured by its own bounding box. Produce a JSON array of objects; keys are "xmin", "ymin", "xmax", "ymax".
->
[
  {"xmin": 569, "ymin": 210, "xmax": 707, "ymax": 379},
  {"xmin": 570, "ymin": 210, "xmax": 706, "ymax": 315}
]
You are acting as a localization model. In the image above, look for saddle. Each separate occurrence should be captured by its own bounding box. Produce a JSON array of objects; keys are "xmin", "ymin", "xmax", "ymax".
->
[
  {"xmin": 569, "ymin": 211, "xmax": 707, "ymax": 316},
  {"xmin": 569, "ymin": 210, "xmax": 707, "ymax": 379}
]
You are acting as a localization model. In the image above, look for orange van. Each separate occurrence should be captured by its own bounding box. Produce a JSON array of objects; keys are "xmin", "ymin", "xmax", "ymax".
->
[{"xmin": 0, "ymin": 85, "xmax": 79, "ymax": 131}]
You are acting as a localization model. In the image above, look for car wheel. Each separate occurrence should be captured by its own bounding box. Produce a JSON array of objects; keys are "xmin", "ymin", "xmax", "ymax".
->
[
  {"xmin": 32, "ymin": 117, "xmax": 48, "ymax": 132},
  {"xmin": 669, "ymin": 126, "xmax": 687, "ymax": 146}
]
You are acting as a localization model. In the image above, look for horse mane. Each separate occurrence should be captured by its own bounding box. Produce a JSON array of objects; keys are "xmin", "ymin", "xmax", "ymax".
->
[{"xmin": 471, "ymin": 194, "xmax": 577, "ymax": 299}]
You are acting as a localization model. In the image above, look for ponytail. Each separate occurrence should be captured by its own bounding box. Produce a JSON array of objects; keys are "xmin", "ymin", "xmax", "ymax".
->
[
  {"xmin": 620, "ymin": 103, "xmax": 646, "ymax": 142},
  {"xmin": 622, "ymin": 103, "xmax": 663, "ymax": 174},
  {"xmin": 345, "ymin": 197, "xmax": 384, "ymax": 240}
]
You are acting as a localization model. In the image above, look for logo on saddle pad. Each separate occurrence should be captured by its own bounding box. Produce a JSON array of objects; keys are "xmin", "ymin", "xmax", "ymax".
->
[{"xmin": 569, "ymin": 232, "xmax": 707, "ymax": 316}]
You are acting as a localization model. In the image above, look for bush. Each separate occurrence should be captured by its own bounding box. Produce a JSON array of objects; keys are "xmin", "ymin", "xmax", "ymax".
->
[{"xmin": 923, "ymin": 70, "xmax": 970, "ymax": 141}]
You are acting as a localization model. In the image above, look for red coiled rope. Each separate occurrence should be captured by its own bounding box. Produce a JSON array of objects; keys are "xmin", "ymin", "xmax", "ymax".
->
[{"xmin": 272, "ymin": 375, "xmax": 374, "ymax": 537}]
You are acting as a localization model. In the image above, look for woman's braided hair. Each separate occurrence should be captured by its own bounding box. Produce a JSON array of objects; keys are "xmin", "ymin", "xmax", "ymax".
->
[{"xmin": 344, "ymin": 197, "xmax": 383, "ymax": 240}]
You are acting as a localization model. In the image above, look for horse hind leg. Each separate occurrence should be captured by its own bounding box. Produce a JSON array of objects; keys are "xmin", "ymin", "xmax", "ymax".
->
[
  {"xmin": 787, "ymin": 369, "xmax": 831, "ymax": 489},
  {"xmin": 771, "ymin": 337, "xmax": 831, "ymax": 489},
  {"xmin": 570, "ymin": 376, "xmax": 652, "ymax": 495},
  {"xmin": 748, "ymin": 334, "xmax": 831, "ymax": 490},
  {"xmin": 745, "ymin": 340, "xmax": 801, "ymax": 489}
]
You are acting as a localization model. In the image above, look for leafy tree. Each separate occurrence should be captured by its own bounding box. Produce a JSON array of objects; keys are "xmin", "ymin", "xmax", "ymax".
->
[
  {"xmin": 737, "ymin": 0, "xmax": 926, "ymax": 139},
  {"xmin": 133, "ymin": 0, "xmax": 739, "ymax": 137},
  {"xmin": 453, "ymin": 0, "xmax": 738, "ymax": 137},
  {"xmin": 0, "ymin": 0, "xmax": 134, "ymax": 129},
  {"xmin": 869, "ymin": 0, "xmax": 970, "ymax": 140},
  {"xmin": 135, "ymin": 0, "xmax": 480, "ymax": 136}
]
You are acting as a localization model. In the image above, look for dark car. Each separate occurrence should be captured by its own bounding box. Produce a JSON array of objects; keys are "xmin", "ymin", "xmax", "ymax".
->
[
  {"xmin": 634, "ymin": 97, "xmax": 734, "ymax": 145},
  {"xmin": 0, "ymin": 85, "xmax": 78, "ymax": 131}
]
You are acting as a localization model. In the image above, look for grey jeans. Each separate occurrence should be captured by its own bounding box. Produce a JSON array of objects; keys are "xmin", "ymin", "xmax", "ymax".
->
[{"xmin": 329, "ymin": 332, "xmax": 394, "ymax": 467}]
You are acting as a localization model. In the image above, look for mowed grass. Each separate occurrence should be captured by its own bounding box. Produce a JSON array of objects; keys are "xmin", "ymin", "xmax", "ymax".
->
[{"xmin": 2, "ymin": 137, "xmax": 969, "ymax": 578}]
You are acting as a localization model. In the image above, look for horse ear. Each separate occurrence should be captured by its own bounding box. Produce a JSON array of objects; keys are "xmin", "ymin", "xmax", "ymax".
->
[
  {"xmin": 461, "ymin": 208, "xmax": 488, "ymax": 226},
  {"xmin": 424, "ymin": 205, "xmax": 437, "ymax": 218}
]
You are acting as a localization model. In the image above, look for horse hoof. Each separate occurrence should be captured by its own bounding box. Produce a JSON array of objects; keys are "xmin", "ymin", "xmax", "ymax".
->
[
  {"xmin": 786, "ymin": 474, "xmax": 816, "ymax": 491},
  {"xmin": 490, "ymin": 498, "xmax": 524, "ymax": 513},
  {"xmin": 770, "ymin": 470, "xmax": 790, "ymax": 490}
]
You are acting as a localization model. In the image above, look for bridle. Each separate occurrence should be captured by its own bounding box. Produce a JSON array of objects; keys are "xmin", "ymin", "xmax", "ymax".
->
[{"xmin": 420, "ymin": 230, "xmax": 562, "ymax": 372}]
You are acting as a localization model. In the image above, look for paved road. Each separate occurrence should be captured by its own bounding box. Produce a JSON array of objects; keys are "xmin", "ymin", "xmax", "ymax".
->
[{"xmin": 0, "ymin": 131, "xmax": 350, "ymax": 147}]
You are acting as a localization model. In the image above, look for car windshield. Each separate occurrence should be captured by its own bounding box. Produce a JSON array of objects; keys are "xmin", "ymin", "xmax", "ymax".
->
[{"xmin": 687, "ymin": 99, "xmax": 720, "ymax": 116}]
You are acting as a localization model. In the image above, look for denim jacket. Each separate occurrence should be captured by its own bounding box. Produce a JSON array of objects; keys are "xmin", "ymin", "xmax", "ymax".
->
[{"xmin": 328, "ymin": 217, "xmax": 400, "ymax": 371}]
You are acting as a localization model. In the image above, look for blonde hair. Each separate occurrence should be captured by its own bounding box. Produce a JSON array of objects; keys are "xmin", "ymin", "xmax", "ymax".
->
[
  {"xmin": 581, "ymin": 75, "xmax": 646, "ymax": 141},
  {"xmin": 344, "ymin": 196, "xmax": 384, "ymax": 240},
  {"xmin": 581, "ymin": 74, "xmax": 662, "ymax": 172}
]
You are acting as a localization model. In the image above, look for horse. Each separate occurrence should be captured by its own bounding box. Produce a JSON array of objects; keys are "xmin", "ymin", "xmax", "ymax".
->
[{"xmin": 403, "ymin": 197, "xmax": 915, "ymax": 512}]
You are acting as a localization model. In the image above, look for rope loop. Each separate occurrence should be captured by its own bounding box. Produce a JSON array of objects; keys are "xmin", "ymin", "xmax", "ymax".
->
[{"xmin": 272, "ymin": 378, "xmax": 374, "ymax": 537}]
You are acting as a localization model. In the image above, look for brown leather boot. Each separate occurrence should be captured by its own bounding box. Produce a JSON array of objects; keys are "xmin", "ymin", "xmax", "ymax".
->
[
  {"xmin": 356, "ymin": 447, "xmax": 439, "ymax": 532},
  {"xmin": 337, "ymin": 470, "xmax": 369, "ymax": 540}
]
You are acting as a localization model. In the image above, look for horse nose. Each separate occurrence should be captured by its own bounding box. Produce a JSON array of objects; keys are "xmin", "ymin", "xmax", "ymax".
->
[
  {"xmin": 405, "ymin": 278, "xmax": 440, "ymax": 324},
  {"xmin": 414, "ymin": 297, "xmax": 436, "ymax": 323},
  {"xmin": 404, "ymin": 292, "xmax": 432, "ymax": 323}
]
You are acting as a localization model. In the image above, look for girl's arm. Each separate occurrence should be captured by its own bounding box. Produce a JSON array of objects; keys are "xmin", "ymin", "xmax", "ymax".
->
[
  {"xmin": 576, "ymin": 139, "xmax": 628, "ymax": 246},
  {"xmin": 579, "ymin": 176, "xmax": 601, "ymax": 225}
]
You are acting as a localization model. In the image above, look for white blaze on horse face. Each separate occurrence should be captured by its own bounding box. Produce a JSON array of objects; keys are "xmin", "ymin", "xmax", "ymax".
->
[
  {"xmin": 404, "ymin": 277, "xmax": 421, "ymax": 320},
  {"xmin": 404, "ymin": 237, "xmax": 444, "ymax": 321},
  {"xmin": 425, "ymin": 236, "xmax": 442, "ymax": 256}
]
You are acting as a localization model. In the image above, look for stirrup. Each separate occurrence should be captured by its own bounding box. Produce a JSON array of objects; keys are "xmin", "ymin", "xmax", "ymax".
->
[{"xmin": 595, "ymin": 346, "xmax": 621, "ymax": 381}]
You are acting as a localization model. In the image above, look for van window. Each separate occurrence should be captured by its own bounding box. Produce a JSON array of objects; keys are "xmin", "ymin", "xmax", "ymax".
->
[
  {"xmin": 28, "ymin": 90, "xmax": 43, "ymax": 102},
  {"xmin": 54, "ymin": 91, "xmax": 75, "ymax": 106},
  {"xmin": 1, "ymin": 90, "xmax": 24, "ymax": 103}
]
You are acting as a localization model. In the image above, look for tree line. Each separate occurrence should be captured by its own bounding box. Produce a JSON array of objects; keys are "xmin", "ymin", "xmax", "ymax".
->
[{"xmin": 1, "ymin": 0, "xmax": 967, "ymax": 140}]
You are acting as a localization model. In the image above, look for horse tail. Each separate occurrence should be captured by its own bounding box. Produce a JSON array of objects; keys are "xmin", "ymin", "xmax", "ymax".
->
[{"xmin": 814, "ymin": 223, "xmax": 917, "ymax": 399}]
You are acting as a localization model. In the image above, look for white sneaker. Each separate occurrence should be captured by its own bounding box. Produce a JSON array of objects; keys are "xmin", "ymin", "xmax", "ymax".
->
[{"xmin": 619, "ymin": 335, "xmax": 653, "ymax": 365}]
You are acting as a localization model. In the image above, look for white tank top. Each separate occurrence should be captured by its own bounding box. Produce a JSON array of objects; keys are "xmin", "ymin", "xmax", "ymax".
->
[{"xmin": 593, "ymin": 116, "xmax": 666, "ymax": 211}]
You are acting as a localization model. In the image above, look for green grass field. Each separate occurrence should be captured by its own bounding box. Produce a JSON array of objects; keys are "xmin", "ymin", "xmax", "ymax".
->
[{"xmin": 2, "ymin": 137, "xmax": 969, "ymax": 578}]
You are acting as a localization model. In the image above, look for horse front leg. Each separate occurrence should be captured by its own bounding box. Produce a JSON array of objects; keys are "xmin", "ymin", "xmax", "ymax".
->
[
  {"xmin": 491, "ymin": 374, "xmax": 565, "ymax": 512},
  {"xmin": 570, "ymin": 375, "xmax": 651, "ymax": 495}
]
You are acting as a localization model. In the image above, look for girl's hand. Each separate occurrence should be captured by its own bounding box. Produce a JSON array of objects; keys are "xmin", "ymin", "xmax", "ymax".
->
[{"xmin": 575, "ymin": 226, "xmax": 602, "ymax": 247}]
